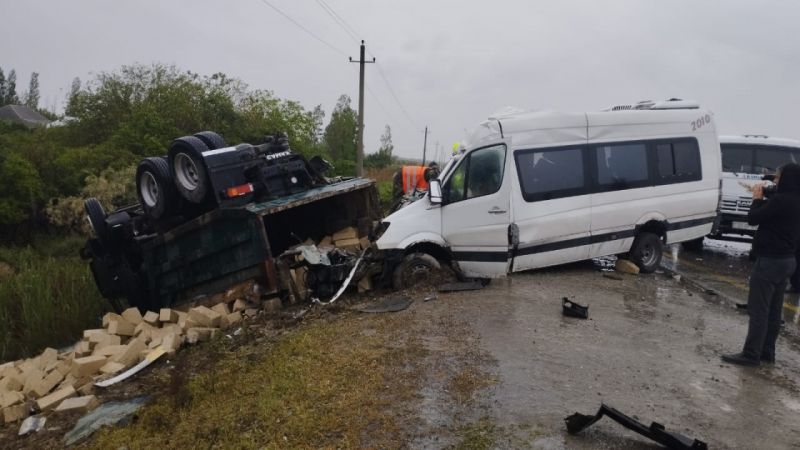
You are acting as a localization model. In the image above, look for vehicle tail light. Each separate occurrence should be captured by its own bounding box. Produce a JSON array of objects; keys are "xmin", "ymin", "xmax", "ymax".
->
[{"xmin": 225, "ymin": 183, "xmax": 254, "ymax": 198}]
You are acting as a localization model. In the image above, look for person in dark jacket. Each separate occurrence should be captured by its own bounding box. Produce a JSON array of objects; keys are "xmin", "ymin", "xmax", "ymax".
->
[{"xmin": 723, "ymin": 163, "xmax": 800, "ymax": 366}]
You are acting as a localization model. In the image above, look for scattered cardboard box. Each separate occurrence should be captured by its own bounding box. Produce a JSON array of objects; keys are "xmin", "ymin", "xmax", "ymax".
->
[
  {"xmin": 54, "ymin": 395, "xmax": 99, "ymax": 414},
  {"xmin": 71, "ymin": 356, "xmax": 107, "ymax": 378},
  {"xmin": 108, "ymin": 319, "xmax": 136, "ymax": 337},
  {"xmin": 159, "ymin": 308, "xmax": 179, "ymax": 323},
  {"xmin": 188, "ymin": 306, "xmax": 221, "ymax": 328},
  {"xmin": 121, "ymin": 307, "xmax": 143, "ymax": 325},
  {"xmin": 36, "ymin": 385, "xmax": 76, "ymax": 411}
]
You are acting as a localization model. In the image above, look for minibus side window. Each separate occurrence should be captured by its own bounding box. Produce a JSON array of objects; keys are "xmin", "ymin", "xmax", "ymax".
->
[
  {"xmin": 655, "ymin": 140, "xmax": 701, "ymax": 183},
  {"xmin": 515, "ymin": 147, "xmax": 586, "ymax": 202},
  {"xmin": 595, "ymin": 143, "xmax": 648, "ymax": 190}
]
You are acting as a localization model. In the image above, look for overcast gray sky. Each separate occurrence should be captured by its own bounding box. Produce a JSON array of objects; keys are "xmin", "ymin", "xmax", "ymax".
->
[{"xmin": 2, "ymin": 0, "xmax": 799, "ymax": 161}]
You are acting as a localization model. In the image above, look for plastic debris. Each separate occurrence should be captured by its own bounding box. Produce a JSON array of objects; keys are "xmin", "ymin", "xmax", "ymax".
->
[
  {"xmin": 562, "ymin": 297, "xmax": 589, "ymax": 319},
  {"xmin": 64, "ymin": 396, "xmax": 150, "ymax": 446},
  {"xmin": 565, "ymin": 403, "xmax": 707, "ymax": 449},
  {"xmin": 18, "ymin": 415, "xmax": 46, "ymax": 436},
  {"xmin": 95, "ymin": 347, "xmax": 165, "ymax": 388}
]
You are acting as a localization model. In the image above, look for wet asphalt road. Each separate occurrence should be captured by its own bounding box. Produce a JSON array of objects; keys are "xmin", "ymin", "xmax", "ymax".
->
[{"xmin": 412, "ymin": 241, "xmax": 800, "ymax": 449}]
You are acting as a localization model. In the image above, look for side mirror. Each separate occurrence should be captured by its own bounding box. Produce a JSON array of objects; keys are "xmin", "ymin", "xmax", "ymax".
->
[{"xmin": 429, "ymin": 179, "xmax": 442, "ymax": 205}]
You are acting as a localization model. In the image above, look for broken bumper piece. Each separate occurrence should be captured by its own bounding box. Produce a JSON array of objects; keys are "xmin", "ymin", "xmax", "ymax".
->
[{"xmin": 565, "ymin": 403, "xmax": 707, "ymax": 450}]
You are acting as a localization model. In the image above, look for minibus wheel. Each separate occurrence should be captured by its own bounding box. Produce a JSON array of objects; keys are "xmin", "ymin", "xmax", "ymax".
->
[
  {"xmin": 392, "ymin": 252, "xmax": 441, "ymax": 289},
  {"xmin": 629, "ymin": 232, "xmax": 662, "ymax": 273}
]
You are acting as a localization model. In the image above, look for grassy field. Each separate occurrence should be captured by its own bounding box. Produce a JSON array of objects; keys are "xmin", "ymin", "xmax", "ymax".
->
[
  {"xmin": 89, "ymin": 313, "xmax": 428, "ymax": 449},
  {"xmin": 0, "ymin": 235, "xmax": 109, "ymax": 362}
]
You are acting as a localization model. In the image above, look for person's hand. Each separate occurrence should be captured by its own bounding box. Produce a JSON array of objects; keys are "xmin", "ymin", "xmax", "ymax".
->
[{"xmin": 753, "ymin": 183, "xmax": 765, "ymax": 200}]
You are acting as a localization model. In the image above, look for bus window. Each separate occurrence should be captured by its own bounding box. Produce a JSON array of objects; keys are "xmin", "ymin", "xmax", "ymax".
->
[
  {"xmin": 754, "ymin": 147, "xmax": 799, "ymax": 174},
  {"xmin": 721, "ymin": 145, "xmax": 753, "ymax": 173}
]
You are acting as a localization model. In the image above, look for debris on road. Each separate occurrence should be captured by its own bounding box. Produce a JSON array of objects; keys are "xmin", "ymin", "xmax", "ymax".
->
[
  {"xmin": 562, "ymin": 297, "xmax": 589, "ymax": 319},
  {"xmin": 18, "ymin": 415, "xmax": 45, "ymax": 436},
  {"xmin": 63, "ymin": 396, "xmax": 150, "ymax": 446},
  {"xmin": 355, "ymin": 296, "xmax": 413, "ymax": 313},
  {"xmin": 94, "ymin": 348, "xmax": 165, "ymax": 388},
  {"xmin": 439, "ymin": 280, "xmax": 486, "ymax": 292},
  {"xmin": 565, "ymin": 403, "xmax": 707, "ymax": 449},
  {"xmin": 602, "ymin": 273, "xmax": 623, "ymax": 281},
  {"xmin": 736, "ymin": 303, "xmax": 748, "ymax": 310},
  {"xmin": 615, "ymin": 259, "xmax": 640, "ymax": 275},
  {"xmin": 423, "ymin": 293, "xmax": 437, "ymax": 302}
]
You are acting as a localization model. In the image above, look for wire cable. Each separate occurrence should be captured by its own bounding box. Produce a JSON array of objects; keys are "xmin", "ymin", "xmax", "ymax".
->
[
  {"xmin": 257, "ymin": 0, "xmax": 348, "ymax": 57},
  {"xmin": 315, "ymin": 0, "xmax": 360, "ymax": 44}
]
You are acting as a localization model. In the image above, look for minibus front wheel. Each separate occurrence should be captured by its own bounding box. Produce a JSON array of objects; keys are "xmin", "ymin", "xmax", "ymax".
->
[
  {"xmin": 629, "ymin": 232, "xmax": 662, "ymax": 273},
  {"xmin": 392, "ymin": 252, "xmax": 442, "ymax": 289}
]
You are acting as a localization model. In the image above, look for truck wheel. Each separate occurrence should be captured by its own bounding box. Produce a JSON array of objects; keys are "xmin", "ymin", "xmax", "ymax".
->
[
  {"xmin": 193, "ymin": 131, "xmax": 226, "ymax": 150},
  {"xmin": 84, "ymin": 198, "xmax": 109, "ymax": 245},
  {"xmin": 169, "ymin": 136, "xmax": 210, "ymax": 204},
  {"xmin": 136, "ymin": 156, "xmax": 179, "ymax": 219},
  {"xmin": 392, "ymin": 252, "xmax": 441, "ymax": 289},
  {"xmin": 682, "ymin": 237, "xmax": 705, "ymax": 252},
  {"xmin": 629, "ymin": 232, "xmax": 662, "ymax": 273}
]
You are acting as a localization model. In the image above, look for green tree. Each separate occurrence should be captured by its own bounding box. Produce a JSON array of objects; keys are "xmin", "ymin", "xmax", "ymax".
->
[
  {"xmin": 0, "ymin": 68, "xmax": 6, "ymax": 106},
  {"xmin": 323, "ymin": 95, "xmax": 357, "ymax": 163},
  {"xmin": 0, "ymin": 152, "xmax": 44, "ymax": 227},
  {"xmin": 364, "ymin": 124, "xmax": 394, "ymax": 168},
  {"xmin": 24, "ymin": 72, "xmax": 40, "ymax": 109},
  {"xmin": 4, "ymin": 69, "xmax": 19, "ymax": 105}
]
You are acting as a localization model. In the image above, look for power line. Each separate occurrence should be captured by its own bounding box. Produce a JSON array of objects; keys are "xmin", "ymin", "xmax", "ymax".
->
[
  {"xmin": 374, "ymin": 62, "xmax": 418, "ymax": 129},
  {"xmin": 310, "ymin": 0, "xmax": 420, "ymax": 131},
  {"xmin": 256, "ymin": 0, "xmax": 348, "ymax": 57},
  {"xmin": 315, "ymin": 0, "xmax": 359, "ymax": 44}
]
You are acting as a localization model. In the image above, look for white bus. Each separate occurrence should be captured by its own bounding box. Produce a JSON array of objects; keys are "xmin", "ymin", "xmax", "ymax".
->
[
  {"xmin": 376, "ymin": 99, "xmax": 721, "ymax": 286},
  {"xmin": 713, "ymin": 135, "xmax": 800, "ymax": 238}
]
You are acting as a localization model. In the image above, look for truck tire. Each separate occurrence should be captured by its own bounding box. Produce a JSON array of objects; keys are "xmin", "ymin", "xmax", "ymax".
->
[
  {"xmin": 193, "ymin": 131, "xmax": 226, "ymax": 150},
  {"xmin": 136, "ymin": 156, "xmax": 179, "ymax": 220},
  {"xmin": 84, "ymin": 198, "xmax": 109, "ymax": 245},
  {"xmin": 392, "ymin": 252, "xmax": 441, "ymax": 289},
  {"xmin": 629, "ymin": 232, "xmax": 662, "ymax": 273},
  {"xmin": 169, "ymin": 136, "xmax": 210, "ymax": 204}
]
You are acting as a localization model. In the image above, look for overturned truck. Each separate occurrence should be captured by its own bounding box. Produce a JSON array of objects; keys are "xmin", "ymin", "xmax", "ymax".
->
[{"xmin": 82, "ymin": 131, "xmax": 382, "ymax": 311}]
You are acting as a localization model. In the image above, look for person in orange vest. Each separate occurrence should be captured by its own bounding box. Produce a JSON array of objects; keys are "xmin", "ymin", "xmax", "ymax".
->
[{"xmin": 392, "ymin": 162, "xmax": 439, "ymax": 201}]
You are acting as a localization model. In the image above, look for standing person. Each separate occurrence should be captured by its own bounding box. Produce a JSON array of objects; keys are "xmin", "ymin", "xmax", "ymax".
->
[{"xmin": 723, "ymin": 163, "xmax": 800, "ymax": 366}]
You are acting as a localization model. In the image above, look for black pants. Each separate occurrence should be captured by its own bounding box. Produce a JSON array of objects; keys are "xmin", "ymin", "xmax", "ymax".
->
[{"xmin": 742, "ymin": 256, "xmax": 796, "ymax": 360}]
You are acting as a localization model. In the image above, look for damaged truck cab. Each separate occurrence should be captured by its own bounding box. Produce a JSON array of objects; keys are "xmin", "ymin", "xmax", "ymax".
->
[{"xmin": 378, "ymin": 99, "xmax": 721, "ymax": 286}]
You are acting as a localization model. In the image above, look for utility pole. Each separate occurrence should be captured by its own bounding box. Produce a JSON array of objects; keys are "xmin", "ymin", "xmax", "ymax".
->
[
  {"xmin": 349, "ymin": 40, "xmax": 375, "ymax": 177},
  {"xmin": 421, "ymin": 126, "xmax": 428, "ymax": 166}
]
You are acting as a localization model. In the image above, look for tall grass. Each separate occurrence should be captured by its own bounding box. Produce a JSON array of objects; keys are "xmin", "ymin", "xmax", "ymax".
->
[{"xmin": 0, "ymin": 235, "xmax": 109, "ymax": 362}]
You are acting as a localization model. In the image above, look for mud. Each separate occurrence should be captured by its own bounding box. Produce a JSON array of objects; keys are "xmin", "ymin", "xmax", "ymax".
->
[{"xmin": 419, "ymin": 260, "xmax": 800, "ymax": 449}]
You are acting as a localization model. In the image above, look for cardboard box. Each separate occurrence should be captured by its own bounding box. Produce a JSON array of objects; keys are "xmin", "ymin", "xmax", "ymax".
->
[
  {"xmin": 142, "ymin": 311, "xmax": 160, "ymax": 325},
  {"xmin": 102, "ymin": 312, "xmax": 123, "ymax": 328},
  {"xmin": 121, "ymin": 307, "xmax": 143, "ymax": 325},
  {"xmin": 159, "ymin": 308, "xmax": 179, "ymax": 323},
  {"xmin": 2, "ymin": 401, "xmax": 31, "ymax": 423},
  {"xmin": 188, "ymin": 306, "xmax": 221, "ymax": 328},
  {"xmin": 36, "ymin": 385, "xmax": 76, "ymax": 411},
  {"xmin": 54, "ymin": 395, "xmax": 99, "ymax": 413},
  {"xmin": 333, "ymin": 226, "xmax": 358, "ymax": 241},
  {"xmin": 108, "ymin": 319, "xmax": 136, "ymax": 337},
  {"xmin": 113, "ymin": 338, "xmax": 146, "ymax": 367},
  {"xmin": 71, "ymin": 355, "xmax": 107, "ymax": 378}
]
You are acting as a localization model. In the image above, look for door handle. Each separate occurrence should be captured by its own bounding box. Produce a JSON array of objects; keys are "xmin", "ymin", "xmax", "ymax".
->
[{"xmin": 488, "ymin": 207, "xmax": 507, "ymax": 214}]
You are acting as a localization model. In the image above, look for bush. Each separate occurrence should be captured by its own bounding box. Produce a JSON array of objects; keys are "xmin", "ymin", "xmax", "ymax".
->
[
  {"xmin": 0, "ymin": 239, "xmax": 108, "ymax": 361},
  {"xmin": 46, "ymin": 165, "xmax": 137, "ymax": 235}
]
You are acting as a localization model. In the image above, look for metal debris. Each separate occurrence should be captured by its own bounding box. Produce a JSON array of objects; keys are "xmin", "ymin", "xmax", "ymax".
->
[
  {"xmin": 565, "ymin": 403, "xmax": 707, "ymax": 449},
  {"xmin": 18, "ymin": 415, "xmax": 46, "ymax": 436},
  {"xmin": 562, "ymin": 297, "xmax": 589, "ymax": 319}
]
